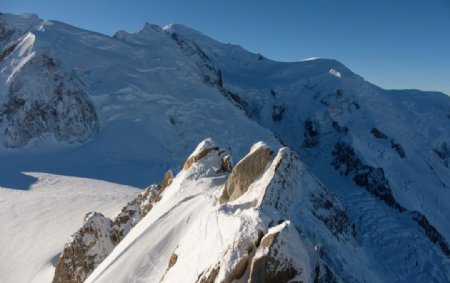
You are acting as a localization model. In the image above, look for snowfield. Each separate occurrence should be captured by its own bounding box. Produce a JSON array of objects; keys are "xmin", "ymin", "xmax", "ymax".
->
[
  {"xmin": 0, "ymin": 12, "xmax": 449, "ymax": 283},
  {"xmin": 0, "ymin": 173, "xmax": 139, "ymax": 283}
]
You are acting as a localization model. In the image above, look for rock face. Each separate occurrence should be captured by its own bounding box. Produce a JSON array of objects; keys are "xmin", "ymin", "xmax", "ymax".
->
[
  {"xmin": 53, "ymin": 135, "xmax": 450, "ymax": 283},
  {"xmin": 183, "ymin": 138, "xmax": 232, "ymax": 174},
  {"xmin": 220, "ymin": 142, "xmax": 273, "ymax": 203},
  {"xmin": 259, "ymin": 147, "xmax": 302, "ymax": 218},
  {"xmin": 81, "ymin": 140, "xmax": 322, "ymax": 283},
  {"xmin": 0, "ymin": 15, "xmax": 99, "ymax": 148},
  {"xmin": 189, "ymin": 142, "xmax": 317, "ymax": 283},
  {"xmin": 303, "ymin": 118, "xmax": 320, "ymax": 148},
  {"xmin": 331, "ymin": 142, "xmax": 404, "ymax": 212},
  {"xmin": 53, "ymin": 173, "xmax": 172, "ymax": 283},
  {"xmin": 1, "ymin": 53, "xmax": 99, "ymax": 147},
  {"xmin": 249, "ymin": 221, "xmax": 315, "ymax": 283},
  {"xmin": 112, "ymin": 184, "xmax": 162, "ymax": 243},
  {"xmin": 53, "ymin": 212, "xmax": 114, "ymax": 283}
]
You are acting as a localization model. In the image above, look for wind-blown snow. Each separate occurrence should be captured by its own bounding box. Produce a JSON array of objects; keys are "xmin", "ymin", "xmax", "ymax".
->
[{"xmin": 0, "ymin": 173, "xmax": 138, "ymax": 283}]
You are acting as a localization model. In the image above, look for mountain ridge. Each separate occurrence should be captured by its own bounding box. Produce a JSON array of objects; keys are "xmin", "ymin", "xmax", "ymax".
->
[{"xmin": 0, "ymin": 12, "xmax": 449, "ymax": 283}]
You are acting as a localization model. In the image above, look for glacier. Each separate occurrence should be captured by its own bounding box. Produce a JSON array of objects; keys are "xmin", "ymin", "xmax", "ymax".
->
[{"xmin": 0, "ymin": 12, "xmax": 449, "ymax": 283}]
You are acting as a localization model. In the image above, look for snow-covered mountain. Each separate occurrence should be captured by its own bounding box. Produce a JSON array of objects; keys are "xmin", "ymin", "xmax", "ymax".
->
[{"xmin": 0, "ymin": 12, "xmax": 449, "ymax": 283}]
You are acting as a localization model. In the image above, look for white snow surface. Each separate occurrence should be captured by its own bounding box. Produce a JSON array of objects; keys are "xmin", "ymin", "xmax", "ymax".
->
[
  {"xmin": 87, "ymin": 141, "xmax": 317, "ymax": 283},
  {"xmin": 0, "ymin": 12, "xmax": 449, "ymax": 283},
  {"xmin": 0, "ymin": 173, "xmax": 139, "ymax": 283}
]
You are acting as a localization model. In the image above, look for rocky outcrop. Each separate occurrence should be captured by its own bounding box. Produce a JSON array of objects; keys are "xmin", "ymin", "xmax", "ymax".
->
[
  {"xmin": 220, "ymin": 142, "xmax": 273, "ymax": 203},
  {"xmin": 272, "ymin": 105, "xmax": 285, "ymax": 122},
  {"xmin": 183, "ymin": 146, "xmax": 219, "ymax": 170},
  {"xmin": 2, "ymin": 54, "xmax": 99, "ymax": 147},
  {"xmin": 0, "ymin": 42, "xmax": 16, "ymax": 62},
  {"xmin": 433, "ymin": 141, "xmax": 449, "ymax": 168},
  {"xmin": 331, "ymin": 142, "xmax": 405, "ymax": 212},
  {"xmin": 259, "ymin": 147, "xmax": 301, "ymax": 218},
  {"xmin": 248, "ymin": 221, "xmax": 316, "ymax": 283},
  {"xmin": 331, "ymin": 142, "xmax": 450, "ymax": 257},
  {"xmin": 303, "ymin": 118, "xmax": 320, "ymax": 148},
  {"xmin": 196, "ymin": 265, "xmax": 220, "ymax": 283},
  {"xmin": 370, "ymin": 128, "xmax": 406, "ymax": 158},
  {"xmin": 112, "ymin": 184, "xmax": 162, "ymax": 243},
  {"xmin": 53, "ymin": 171, "xmax": 173, "ymax": 283},
  {"xmin": 161, "ymin": 170, "xmax": 174, "ymax": 190},
  {"xmin": 370, "ymin": 128, "xmax": 387, "ymax": 139},
  {"xmin": 310, "ymin": 191, "xmax": 357, "ymax": 240},
  {"xmin": 53, "ymin": 212, "xmax": 114, "ymax": 283},
  {"xmin": 182, "ymin": 139, "xmax": 232, "ymax": 177},
  {"xmin": 390, "ymin": 139, "xmax": 406, "ymax": 158},
  {"xmin": 169, "ymin": 31, "xmax": 223, "ymax": 88},
  {"xmin": 410, "ymin": 211, "xmax": 450, "ymax": 256}
]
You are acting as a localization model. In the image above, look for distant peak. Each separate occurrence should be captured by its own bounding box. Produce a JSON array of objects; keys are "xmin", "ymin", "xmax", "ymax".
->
[
  {"xmin": 139, "ymin": 22, "xmax": 162, "ymax": 34},
  {"xmin": 163, "ymin": 23, "xmax": 207, "ymax": 38},
  {"xmin": 113, "ymin": 22, "xmax": 164, "ymax": 42}
]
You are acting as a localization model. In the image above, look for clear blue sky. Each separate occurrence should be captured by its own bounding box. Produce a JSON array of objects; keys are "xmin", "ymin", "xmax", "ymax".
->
[{"xmin": 1, "ymin": 0, "xmax": 449, "ymax": 94}]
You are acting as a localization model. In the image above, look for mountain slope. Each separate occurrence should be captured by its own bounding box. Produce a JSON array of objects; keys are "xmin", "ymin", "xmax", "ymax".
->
[
  {"xmin": 0, "ymin": 13, "xmax": 279, "ymax": 188},
  {"xmin": 0, "ymin": 13, "xmax": 449, "ymax": 283},
  {"xmin": 0, "ymin": 173, "xmax": 139, "ymax": 283}
]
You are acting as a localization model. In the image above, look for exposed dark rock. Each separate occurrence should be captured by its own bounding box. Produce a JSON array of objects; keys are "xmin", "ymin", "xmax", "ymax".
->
[
  {"xmin": 352, "ymin": 101, "xmax": 361, "ymax": 110},
  {"xmin": 270, "ymin": 88, "xmax": 277, "ymax": 97},
  {"xmin": 53, "ymin": 212, "xmax": 114, "ymax": 283},
  {"xmin": 223, "ymin": 90, "xmax": 251, "ymax": 117},
  {"xmin": 332, "ymin": 121, "xmax": 348, "ymax": 134},
  {"xmin": 196, "ymin": 265, "xmax": 220, "ymax": 283},
  {"xmin": 331, "ymin": 142, "xmax": 450, "ymax": 257},
  {"xmin": 310, "ymin": 192, "xmax": 357, "ymax": 240},
  {"xmin": 272, "ymin": 105, "xmax": 285, "ymax": 121},
  {"xmin": 410, "ymin": 211, "xmax": 450, "ymax": 256},
  {"xmin": 0, "ymin": 42, "xmax": 16, "ymax": 62},
  {"xmin": 169, "ymin": 32, "xmax": 223, "ymax": 88},
  {"xmin": 219, "ymin": 154, "xmax": 233, "ymax": 173},
  {"xmin": 316, "ymin": 263, "xmax": 338, "ymax": 283},
  {"xmin": 433, "ymin": 141, "xmax": 449, "ymax": 167},
  {"xmin": 303, "ymin": 118, "xmax": 320, "ymax": 148},
  {"xmin": 391, "ymin": 139, "xmax": 406, "ymax": 158},
  {"xmin": 2, "ymin": 54, "xmax": 99, "ymax": 148},
  {"xmin": 370, "ymin": 128, "xmax": 387, "ymax": 139},
  {"xmin": 331, "ymin": 142, "xmax": 405, "ymax": 212},
  {"xmin": 370, "ymin": 129, "xmax": 406, "ymax": 158}
]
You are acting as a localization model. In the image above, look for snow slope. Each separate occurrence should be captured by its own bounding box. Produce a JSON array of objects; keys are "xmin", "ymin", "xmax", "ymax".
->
[
  {"xmin": 87, "ymin": 140, "xmax": 321, "ymax": 283},
  {"xmin": 0, "ymin": 12, "xmax": 449, "ymax": 283},
  {"xmin": 0, "ymin": 13, "xmax": 278, "ymax": 189},
  {"xmin": 0, "ymin": 173, "xmax": 139, "ymax": 283},
  {"xmin": 166, "ymin": 23, "xmax": 450, "ymax": 281}
]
